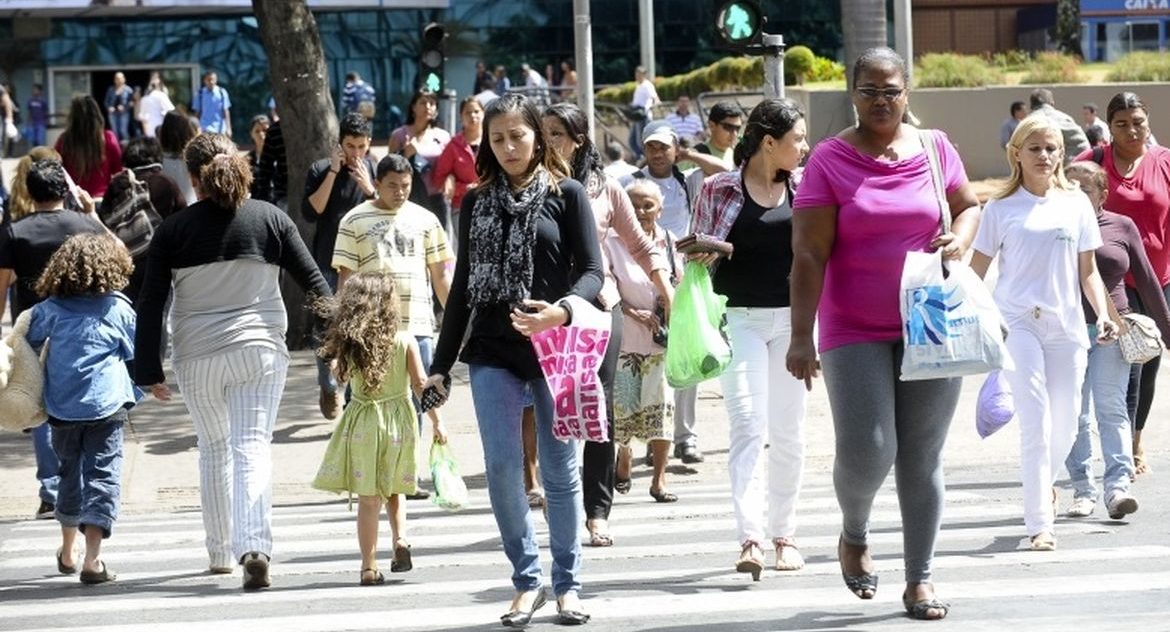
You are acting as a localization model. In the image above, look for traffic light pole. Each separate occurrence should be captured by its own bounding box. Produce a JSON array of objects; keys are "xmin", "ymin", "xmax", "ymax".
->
[
  {"xmin": 573, "ymin": 0, "xmax": 595, "ymax": 140},
  {"xmin": 760, "ymin": 33, "xmax": 785, "ymax": 100}
]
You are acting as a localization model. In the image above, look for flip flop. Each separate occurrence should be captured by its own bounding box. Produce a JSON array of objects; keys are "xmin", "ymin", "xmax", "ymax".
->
[
  {"xmin": 649, "ymin": 488, "xmax": 678, "ymax": 503},
  {"xmin": 79, "ymin": 561, "xmax": 116, "ymax": 585},
  {"xmin": 56, "ymin": 548, "xmax": 77, "ymax": 575}
]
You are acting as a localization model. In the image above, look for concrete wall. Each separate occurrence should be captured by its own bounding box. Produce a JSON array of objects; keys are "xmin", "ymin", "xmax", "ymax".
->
[{"xmin": 789, "ymin": 83, "xmax": 1170, "ymax": 181}]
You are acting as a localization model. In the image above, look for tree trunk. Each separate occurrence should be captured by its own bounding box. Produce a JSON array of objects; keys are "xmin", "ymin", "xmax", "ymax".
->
[
  {"xmin": 252, "ymin": 0, "xmax": 337, "ymax": 349},
  {"xmin": 840, "ymin": 0, "xmax": 888, "ymax": 91}
]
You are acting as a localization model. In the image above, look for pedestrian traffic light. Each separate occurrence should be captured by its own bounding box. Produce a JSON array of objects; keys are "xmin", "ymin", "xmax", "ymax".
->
[
  {"xmin": 419, "ymin": 22, "xmax": 446, "ymax": 93},
  {"xmin": 716, "ymin": 0, "xmax": 764, "ymax": 50}
]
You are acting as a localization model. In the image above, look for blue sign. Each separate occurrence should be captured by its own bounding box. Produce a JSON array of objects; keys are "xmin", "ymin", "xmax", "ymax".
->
[{"xmin": 1081, "ymin": 0, "xmax": 1170, "ymax": 13}]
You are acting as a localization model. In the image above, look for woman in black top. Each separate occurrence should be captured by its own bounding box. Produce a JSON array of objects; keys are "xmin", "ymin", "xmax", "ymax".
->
[
  {"xmin": 135, "ymin": 134, "xmax": 329, "ymax": 590},
  {"xmin": 427, "ymin": 94, "xmax": 602, "ymax": 626},
  {"xmin": 690, "ymin": 98, "xmax": 812, "ymax": 580}
]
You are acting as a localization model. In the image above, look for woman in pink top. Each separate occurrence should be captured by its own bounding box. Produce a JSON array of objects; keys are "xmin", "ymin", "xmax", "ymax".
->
[
  {"xmin": 431, "ymin": 97, "xmax": 483, "ymax": 250},
  {"xmin": 1073, "ymin": 91, "xmax": 1170, "ymax": 475},
  {"xmin": 541, "ymin": 102, "xmax": 673, "ymax": 548},
  {"xmin": 55, "ymin": 95, "xmax": 122, "ymax": 199},
  {"xmin": 389, "ymin": 89, "xmax": 452, "ymax": 230},
  {"xmin": 786, "ymin": 48, "xmax": 981, "ymax": 621}
]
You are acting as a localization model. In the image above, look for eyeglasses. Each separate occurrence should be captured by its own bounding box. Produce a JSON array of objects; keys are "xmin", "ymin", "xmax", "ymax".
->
[
  {"xmin": 718, "ymin": 122, "xmax": 743, "ymax": 134},
  {"xmin": 855, "ymin": 86, "xmax": 905, "ymax": 100}
]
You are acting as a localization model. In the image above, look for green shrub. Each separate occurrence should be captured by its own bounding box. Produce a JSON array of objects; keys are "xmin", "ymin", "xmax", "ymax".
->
[
  {"xmin": 1020, "ymin": 52, "xmax": 1084, "ymax": 84},
  {"xmin": 988, "ymin": 49, "xmax": 1032, "ymax": 71},
  {"xmin": 915, "ymin": 53, "xmax": 1004, "ymax": 88},
  {"xmin": 785, "ymin": 46, "xmax": 816, "ymax": 84},
  {"xmin": 1107, "ymin": 52, "xmax": 1170, "ymax": 82},
  {"xmin": 595, "ymin": 56, "xmax": 764, "ymax": 103}
]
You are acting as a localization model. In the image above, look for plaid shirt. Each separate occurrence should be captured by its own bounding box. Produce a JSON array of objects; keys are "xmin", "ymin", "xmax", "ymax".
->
[{"xmin": 690, "ymin": 170, "xmax": 744, "ymax": 240}]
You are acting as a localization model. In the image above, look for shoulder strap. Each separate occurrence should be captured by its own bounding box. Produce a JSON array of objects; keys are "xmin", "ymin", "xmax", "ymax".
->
[
  {"xmin": 920, "ymin": 129, "xmax": 951, "ymax": 235},
  {"xmin": 664, "ymin": 230, "xmax": 677, "ymax": 284},
  {"xmin": 1092, "ymin": 145, "xmax": 1105, "ymax": 165}
]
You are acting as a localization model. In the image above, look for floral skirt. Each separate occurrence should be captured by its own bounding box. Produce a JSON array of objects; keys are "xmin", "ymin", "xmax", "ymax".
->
[
  {"xmin": 613, "ymin": 351, "xmax": 674, "ymax": 444},
  {"xmin": 312, "ymin": 397, "xmax": 418, "ymax": 498}
]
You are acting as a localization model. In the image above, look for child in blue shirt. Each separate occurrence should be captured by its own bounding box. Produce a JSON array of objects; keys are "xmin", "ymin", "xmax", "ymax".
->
[{"xmin": 26, "ymin": 233, "xmax": 137, "ymax": 585}]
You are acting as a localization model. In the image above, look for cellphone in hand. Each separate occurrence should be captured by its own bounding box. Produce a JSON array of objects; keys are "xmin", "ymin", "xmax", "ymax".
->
[{"xmin": 419, "ymin": 375, "xmax": 451, "ymax": 413}]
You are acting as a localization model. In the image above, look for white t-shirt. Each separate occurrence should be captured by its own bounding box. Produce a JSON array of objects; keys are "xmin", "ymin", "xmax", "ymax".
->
[
  {"xmin": 620, "ymin": 168, "xmax": 699, "ymax": 237},
  {"xmin": 972, "ymin": 186, "xmax": 1103, "ymax": 344},
  {"xmin": 139, "ymin": 90, "xmax": 175, "ymax": 138},
  {"xmin": 631, "ymin": 79, "xmax": 659, "ymax": 116}
]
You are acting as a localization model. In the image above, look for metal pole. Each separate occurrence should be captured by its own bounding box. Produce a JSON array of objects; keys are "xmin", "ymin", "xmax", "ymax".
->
[
  {"xmin": 638, "ymin": 0, "xmax": 655, "ymax": 78},
  {"xmin": 894, "ymin": 0, "xmax": 913, "ymax": 85},
  {"xmin": 440, "ymin": 88, "xmax": 457, "ymax": 134},
  {"xmin": 762, "ymin": 33, "xmax": 785, "ymax": 99},
  {"xmin": 573, "ymin": 0, "xmax": 595, "ymax": 140}
]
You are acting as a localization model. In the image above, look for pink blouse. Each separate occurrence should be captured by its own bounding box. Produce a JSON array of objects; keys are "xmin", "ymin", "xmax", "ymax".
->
[{"xmin": 590, "ymin": 176, "xmax": 668, "ymax": 309}]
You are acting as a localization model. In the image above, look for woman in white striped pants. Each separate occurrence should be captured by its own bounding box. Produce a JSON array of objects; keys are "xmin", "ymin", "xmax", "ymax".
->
[{"xmin": 136, "ymin": 133, "xmax": 331, "ymax": 590}]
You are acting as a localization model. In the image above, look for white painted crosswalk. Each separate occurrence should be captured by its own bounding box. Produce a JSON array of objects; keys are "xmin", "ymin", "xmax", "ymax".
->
[{"xmin": 0, "ymin": 478, "xmax": 1165, "ymax": 631}]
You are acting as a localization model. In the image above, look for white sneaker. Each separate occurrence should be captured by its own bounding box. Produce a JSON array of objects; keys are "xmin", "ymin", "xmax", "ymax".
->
[
  {"xmin": 1106, "ymin": 493, "xmax": 1139, "ymax": 520},
  {"xmin": 1066, "ymin": 496, "xmax": 1095, "ymax": 518}
]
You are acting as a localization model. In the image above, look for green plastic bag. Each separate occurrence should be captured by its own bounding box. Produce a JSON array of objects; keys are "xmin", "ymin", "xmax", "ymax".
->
[
  {"xmin": 429, "ymin": 442, "xmax": 469, "ymax": 511},
  {"xmin": 665, "ymin": 261, "xmax": 731, "ymax": 388}
]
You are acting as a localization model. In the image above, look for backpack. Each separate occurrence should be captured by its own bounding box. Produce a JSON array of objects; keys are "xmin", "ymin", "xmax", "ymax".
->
[{"xmin": 99, "ymin": 168, "xmax": 162, "ymax": 258}]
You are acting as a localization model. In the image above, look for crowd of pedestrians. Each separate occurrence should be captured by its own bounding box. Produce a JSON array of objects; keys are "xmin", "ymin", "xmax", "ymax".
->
[{"xmin": 0, "ymin": 45, "xmax": 1166, "ymax": 627}]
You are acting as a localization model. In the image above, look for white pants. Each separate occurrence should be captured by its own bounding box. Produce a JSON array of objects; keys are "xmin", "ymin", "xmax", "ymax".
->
[
  {"xmin": 720, "ymin": 307, "xmax": 807, "ymax": 546},
  {"xmin": 1003, "ymin": 311, "xmax": 1087, "ymax": 536},
  {"xmin": 176, "ymin": 345, "xmax": 290, "ymax": 568}
]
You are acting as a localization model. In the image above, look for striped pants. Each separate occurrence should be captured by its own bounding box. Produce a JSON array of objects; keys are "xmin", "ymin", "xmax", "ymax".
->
[{"xmin": 175, "ymin": 345, "xmax": 290, "ymax": 569}]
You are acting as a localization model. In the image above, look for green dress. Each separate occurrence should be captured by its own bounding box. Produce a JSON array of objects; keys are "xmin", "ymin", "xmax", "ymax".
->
[{"xmin": 312, "ymin": 332, "xmax": 418, "ymax": 497}]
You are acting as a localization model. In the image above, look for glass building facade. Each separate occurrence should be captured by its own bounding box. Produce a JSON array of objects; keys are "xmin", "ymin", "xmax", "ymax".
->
[{"xmin": 0, "ymin": 0, "xmax": 841, "ymax": 143}]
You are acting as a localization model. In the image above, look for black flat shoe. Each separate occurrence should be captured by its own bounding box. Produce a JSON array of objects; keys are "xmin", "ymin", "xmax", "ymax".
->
[
  {"xmin": 500, "ymin": 589, "xmax": 546, "ymax": 628},
  {"xmin": 56, "ymin": 548, "xmax": 77, "ymax": 575},
  {"xmin": 903, "ymin": 590, "xmax": 949, "ymax": 620},
  {"xmin": 556, "ymin": 603, "xmax": 591, "ymax": 625},
  {"xmin": 837, "ymin": 535, "xmax": 877, "ymax": 599},
  {"xmin": 614, "ymin": 477, "xmax": 631, "ymax": 495},
  {"xmin": 79, "ymin": 561, "xmax": 116, "ymax": 585}
]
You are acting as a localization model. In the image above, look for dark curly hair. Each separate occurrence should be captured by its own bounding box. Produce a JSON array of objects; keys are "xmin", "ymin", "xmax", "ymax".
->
[
  {"xmin": 317, "ymin": 272, "xmax": 402, "ymax": 392},
  {"xmin": 36, "ymin": 233, "xmax": 133, "ymax": 298}
]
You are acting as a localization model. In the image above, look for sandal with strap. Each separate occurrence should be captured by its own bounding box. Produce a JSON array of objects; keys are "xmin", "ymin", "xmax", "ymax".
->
[
  {"xmin": 649, "ymin": 487, "xmax": 677, "ymax": 503},
  {"xmin": 838, "ymin": 534, "xmax": 877, "ymax": 599},
  {"xmin": 735, "ymin": 542, "xmax": 765, "ymax": 581},
  {"xmin": 586, "ymin": 519, "xmax": 613, "ymax": 547},
  {"xmin": 526, "ymin": 489, "xmax": 545, "ymax": 508},
  {"xmin": 360, "ymin": 568, "xmax": 385, "ymax": 585},
  {"xmin": 903, "ymin": 596, "xmax": 949, "ymax": 620},
  {"xmin": 614, "ymin": 476, "xmax": 632, "ymax": 495},
  {"xmin": 773, "ymin": 537, "xmax": 805, "ymax": 571},
  {"xmin": 390, "ymin": 540, "xmax": 412, "ymax": 573}
]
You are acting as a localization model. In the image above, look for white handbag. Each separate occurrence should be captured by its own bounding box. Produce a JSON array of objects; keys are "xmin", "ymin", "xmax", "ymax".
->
[{"xmin": 1118, "ymin": 313, "xmax": 1163, "ymax": 364}]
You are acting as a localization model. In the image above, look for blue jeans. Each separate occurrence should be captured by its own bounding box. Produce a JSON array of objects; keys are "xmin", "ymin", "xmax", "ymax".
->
[
  {"xmin": 468, "ymin": 364, "xmax": 582, "ymax": 597},
  {"xmin": 32, "ymin": 422, "xmax": 59, "ymax": 504},
  {"xmin": 315, "ymin": 266, "xmax": 340, "ymax": 393},
  {"xmin": 25, "ymin": 124, "xmax": 46, "ymax": 147},
  {"xmin": 1065, "ymin": 327, "xmax": 1133, "ymax": 501},
  {"xmin": 413, "ymin": 336, "xmax": 433, "ymax": 433},
  {"xmin": 110, "ymin": 111, "xmax": 130, "ymax": 142},
  {"xmin": 50, "ymin": 411, "xmax": 126, "ymax": 537}
]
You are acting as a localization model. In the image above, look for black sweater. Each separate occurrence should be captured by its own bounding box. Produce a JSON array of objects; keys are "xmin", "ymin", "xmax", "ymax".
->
[
  {"xmin": 135, "ymin": 198, "xmax": 331, "ymax": 385},
  {"xmin": 431, "ymin": 178, "xmax": 603, "ymax": 381}
]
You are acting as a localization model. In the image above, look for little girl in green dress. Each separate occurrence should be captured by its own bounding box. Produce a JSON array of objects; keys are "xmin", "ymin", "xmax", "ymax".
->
[{"xmin": 312, "ymin": 271, "xmax": 446, "ymax": 585}]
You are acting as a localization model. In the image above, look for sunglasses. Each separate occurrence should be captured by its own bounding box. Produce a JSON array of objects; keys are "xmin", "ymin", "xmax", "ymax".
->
[
  {"xmin": 718, "ymin": 121, "xmax": 743, "ymax": 134},
  {"xmin": 855, "ymin": 86, "xmax": 905, "ymax": 100}
]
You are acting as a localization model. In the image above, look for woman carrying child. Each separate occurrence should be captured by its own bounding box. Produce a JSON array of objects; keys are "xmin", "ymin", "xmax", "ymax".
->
[
  {"xmin": 26, "ymin": 233, "xmax": 137, "ymax": 584},
  {"xmin": 312, "ymin": 271, "xmax": 445, "ymax": 585}
]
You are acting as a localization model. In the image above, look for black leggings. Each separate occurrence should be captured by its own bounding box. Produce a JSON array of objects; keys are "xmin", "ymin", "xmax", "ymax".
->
[
  {"xmin": 1125, "ymin": 285, "xmax": 1170, "ymax": 432},
  {"xmin": 582, "ymin": 304, "xmax": 623, "ymax": 521}
]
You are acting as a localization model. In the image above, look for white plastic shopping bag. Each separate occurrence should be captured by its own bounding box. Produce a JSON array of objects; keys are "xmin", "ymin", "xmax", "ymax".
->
[{"xmin": 899, "ymin": 250, "xmax": 1012, "ymax": 381}]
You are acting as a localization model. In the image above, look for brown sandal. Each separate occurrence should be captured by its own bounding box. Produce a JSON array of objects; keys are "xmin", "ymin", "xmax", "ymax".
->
[
  {"xmin": 390, "ymin": 540, "xmax": 412, "ymax": 573},
  {"xmin": 360, "ymin": 568, "xmax": 385, "ymax": 585}
]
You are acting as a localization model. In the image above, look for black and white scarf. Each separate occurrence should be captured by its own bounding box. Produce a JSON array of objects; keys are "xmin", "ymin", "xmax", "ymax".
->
[{"xmin": 466, "ymin": 169, "xmax": 551, "ymax": 306}]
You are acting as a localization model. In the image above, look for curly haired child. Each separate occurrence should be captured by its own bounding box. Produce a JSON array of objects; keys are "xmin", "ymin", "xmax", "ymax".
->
[
  {"xmin": 311, "ymin": 271, "xmax": 447, "ymax": 585},
  {"xmin": 26, "ymin": 233, "xmax": 137, "ymax": 584}
]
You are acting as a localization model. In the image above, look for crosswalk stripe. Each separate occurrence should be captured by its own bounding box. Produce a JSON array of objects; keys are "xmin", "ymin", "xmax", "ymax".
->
[{"xmin": 8, "ymin": 571, "xmax": 1169, "ymax": 632}]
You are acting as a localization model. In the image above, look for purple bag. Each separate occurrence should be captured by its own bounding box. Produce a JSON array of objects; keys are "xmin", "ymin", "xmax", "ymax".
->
[{"xmin": 976, "ymin": 370, "xmax": 1014, "ymax": 439}]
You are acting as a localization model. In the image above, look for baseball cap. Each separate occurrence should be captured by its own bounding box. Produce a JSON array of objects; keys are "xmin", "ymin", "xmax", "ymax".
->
[{"xmin": 642, "ymin": 120, "xmax": 678, "ymax": 146}]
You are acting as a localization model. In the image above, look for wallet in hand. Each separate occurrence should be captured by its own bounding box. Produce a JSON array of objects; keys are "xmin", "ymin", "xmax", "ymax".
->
[{"xmin": 676, "ymin": 233, "xmax": 734, "ymax": 258}]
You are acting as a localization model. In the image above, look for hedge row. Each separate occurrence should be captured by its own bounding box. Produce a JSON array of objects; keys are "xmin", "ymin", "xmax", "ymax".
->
[
  {"xmin": 1107, "ymin": 52, "xmax": 1170, "ymax": 82},
  {"xmin": 594, "ymin": 49, "xmax": 844, "ymax": 103}
]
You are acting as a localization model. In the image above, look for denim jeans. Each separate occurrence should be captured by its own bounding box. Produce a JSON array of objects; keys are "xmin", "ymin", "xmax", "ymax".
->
[
  {"xmin": 315, "ymin": 266, "xmax": 340, "ymax": 393},
  {"xmin": 468, "ymin": 364, "xmax": 582, "ymax": 597},
  {"xmin": 25, "ymin": 124, "xmax": 46, "ymax": 147},
  {"xmin": 413, "ymin": 335, "xmax": 433, "ymax": 433},
  {"xmin": 32, "ymin": 422, "xmax": 59, "ymax": 504},
  {"xmin": 1065, "ymin": 327, "xmax": 1133, "ymax": 501},
  {"xmin": 110, "ymin": 111, "xmax": 130, "ymax": 142},
  {"xmin": 50, "ymin": 411, "xmax": 126, "ymax": 538}
]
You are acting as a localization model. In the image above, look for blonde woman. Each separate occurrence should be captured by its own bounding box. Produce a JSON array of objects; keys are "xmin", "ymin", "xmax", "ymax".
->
[
  {"xmin": 3, "ymin": 147, "xmax": 62, "ymax": 224},
  {"xmin": 970, "ymin": 115, "xmax": 1118, "ymax": 551}
]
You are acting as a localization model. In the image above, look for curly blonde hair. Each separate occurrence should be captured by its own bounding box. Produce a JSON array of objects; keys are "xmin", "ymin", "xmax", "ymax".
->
[
  {"xmin": 36, "ymin": 233, "xmax": 133, "ymax": 298},
  {"xmin": 317, "ymin": 272, "xmax": 401, "ymax": 392}
]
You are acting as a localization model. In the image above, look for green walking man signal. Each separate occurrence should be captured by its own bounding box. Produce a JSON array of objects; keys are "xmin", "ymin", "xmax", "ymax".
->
[{"xmin": 716, "ymin": 0, "xmax": 764, "ymax": 49}]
